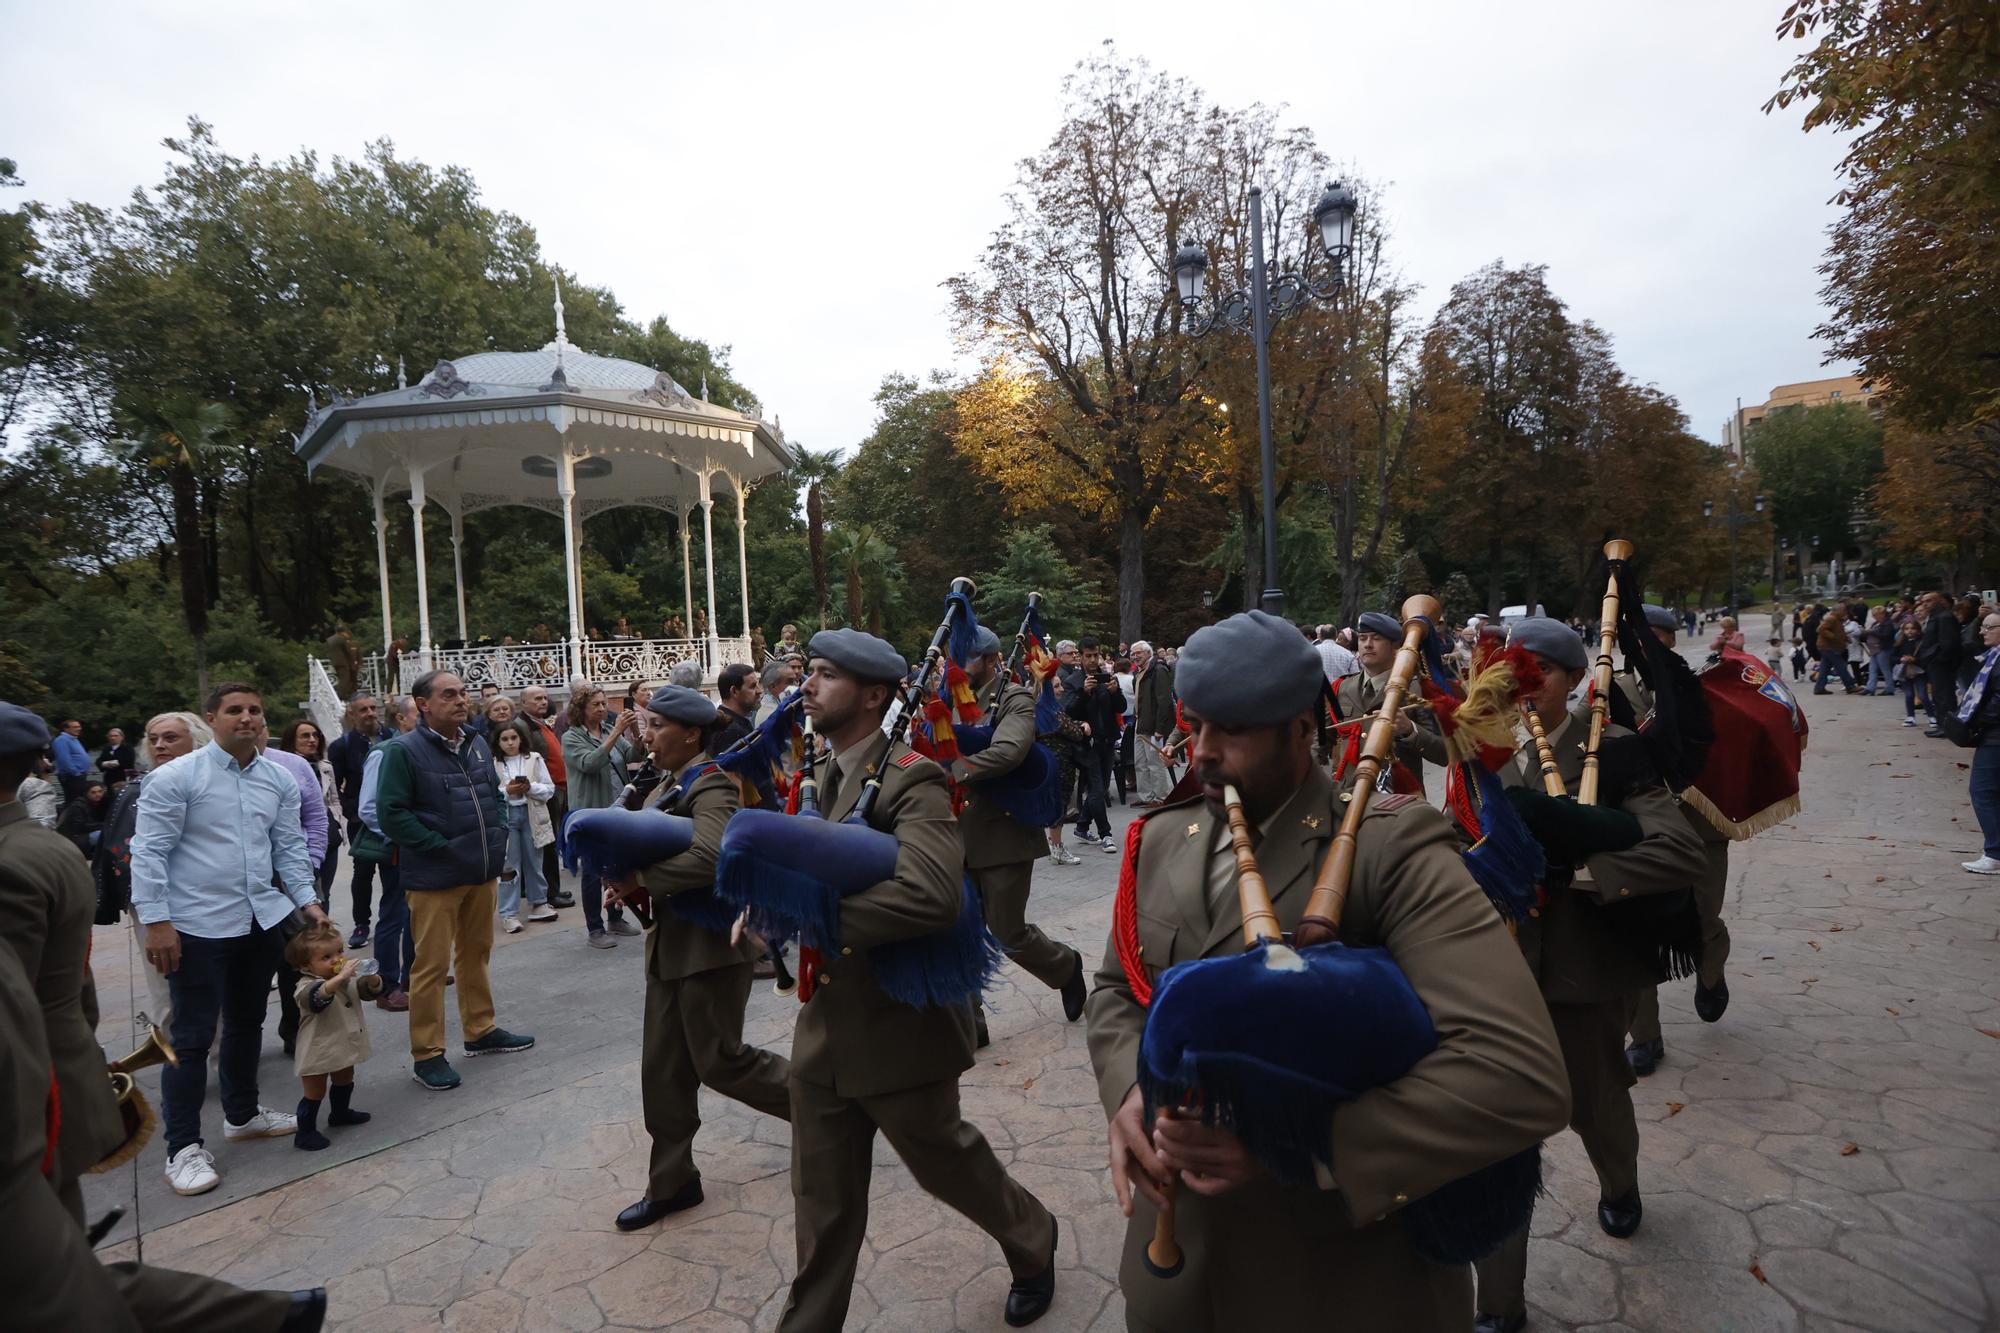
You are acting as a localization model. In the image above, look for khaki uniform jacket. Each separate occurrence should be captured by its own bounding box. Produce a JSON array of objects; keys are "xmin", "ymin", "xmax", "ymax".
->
[
  {"xmin": 640, "ymin": 760, "xmax": 758, "ymax": 982},
  {"xmin": 1497, "ymin": 708, "xmax": 1707, "ymax": 1004},
  {"xmin": 957, "ymin": 676, "xmax": 1050, "ymax": 869},
  {"xmin": 0, "ymin": 802, "xmax": 124, "ymax": 1192},
  {"xmin": 1332, "ymin": 671, "xmax": 1449, "ymax": 787},
  {"xmin": 792, "ymin": 731, "xmax": 976, "ymax": 1099},
  {"xmin": 291, "ymin": 971, "xmax": 386, "ymax": 1077},
  {"xmin": 1085, "ymin": 767, "xmax": 1570, "ymax": 1331}
]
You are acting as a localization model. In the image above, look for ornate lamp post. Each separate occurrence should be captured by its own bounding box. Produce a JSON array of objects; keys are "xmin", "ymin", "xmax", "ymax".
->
[
  {"xmin": 1173, "ymin": 180, "xmax": 1358, "ymax": 617},
  {"xmin": 1703, "ymin": 474, "xmax": 1765, "ymax": 619}
]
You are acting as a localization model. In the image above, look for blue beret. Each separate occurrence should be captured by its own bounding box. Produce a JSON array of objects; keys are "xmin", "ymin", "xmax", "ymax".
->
[
  {"xmin": 807, "ymin": 628, "xmax": 908, "ymax": 683},
  {"xmin": 0, "ymin": 702, "xmax": 51, "ymax": 755},
  {"xmin": 645, "ymin": 685, "xmax": 719, "ymax": 726},
  {"xmin": 1508, "ymin": 617, "xmax": 1588, "ymax": 673},
  {"xmin": 1176, "ymin": 611, "xmax": 1323, "ymax": 728},
  {"xmin": 1642, "ymin": 604, "xmax": 1677, "ymax": 631},
  {"xmin": 969, "ymin": 625, "xmax": 1001, "ymax": 658},
  {"xmin": 1356, "ymin": 611, "xmax": 1401, "ymax": 640}
]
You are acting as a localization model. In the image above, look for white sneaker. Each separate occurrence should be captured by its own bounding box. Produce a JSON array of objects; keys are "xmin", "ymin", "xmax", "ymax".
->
[
  {"xmin": 222, "ymin": 1105, "xmax": 298, "ymax": 1140},
  {"xmin": 1101, "ymin": 836, "xmax": 1119, "ymax": 854},
  {"xmin": 1903, "ymin": 717, "xmax": 1918, "ymax": 727},
  {"xmin": 164, "ymin": 1144, "xmax": 220, "ymax": 1195},
  {"xmin": 501, "ymin": 916, "xmax": 523, "ymax": 933},
  {"xmin": 1963, "ymin": 856, "xmax": 2000, "ymax": 876},
  {"xmin": 526, "ymin": 905, "xmax": 557, "ymax": 922}
]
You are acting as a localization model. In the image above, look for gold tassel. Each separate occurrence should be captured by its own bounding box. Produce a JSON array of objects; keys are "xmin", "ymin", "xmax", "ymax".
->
[{"xmin": 1440, "ymin": 657, "xmax": 1528, "ymax": 767}]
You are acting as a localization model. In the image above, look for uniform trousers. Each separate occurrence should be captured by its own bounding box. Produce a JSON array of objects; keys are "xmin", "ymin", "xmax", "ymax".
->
[
  {"xmin": 406, "ymin": 880, "xmax": 497, "ymax": 1061},
  {"xmin": 973, "ymin": 860, "xmax": 1074, "ymax": 989},
  {"xmin": 1628, "ymin": 840, "xmax": 1731, "ymax": 1044},
  {"xmin": 641, "ymin": 961, "xmax": 792, "ymax": 1200},
  {"xmin": 1475, "ymin": 999, "xmax": 1638, "ymax": 1320},
  {"xmin": 778, "ymin": 1075, "xmax": 1054, "ymax": 1332}
]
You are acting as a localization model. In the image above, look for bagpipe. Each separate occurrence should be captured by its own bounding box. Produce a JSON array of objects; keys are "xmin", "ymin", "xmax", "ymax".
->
[
  {"xmin": 714, "ymin": 578, "xmax": 1004, "ymax": 1009},
  {"xmin": 912, "ymin": 591, "xmax": 1065, "ymax": 828},
  {"xmin": 562, "ymin": 693, "xmax": 810, "ymax": 935},
  {"xmin": 1133, "ymin": 768, "xmax": 1542, "ymax": 1277}
]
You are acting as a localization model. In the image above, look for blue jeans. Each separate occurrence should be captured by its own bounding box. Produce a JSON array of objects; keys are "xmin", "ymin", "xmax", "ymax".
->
[
  {"xmin": 499, "ymin": 818, "xmax": 548, "ymax": 918},
  {"xmin": 1972, "ymin": 746, "xmax": 2000, "ymax": 859},
  {"xmin": 579, "ymin": 865, "xmax": 628, "ymax": 934},
  {"xmin": 1814, "ymin": 650, "xmax": 1856, "ymax": 693},
  {"xmin": 374, "ymin": 860, "xmax": 415, "ymax": 989},
  {"xmin": 1866, "ymin": 649, "xmax": 1895, "ymax": 694},
  {"xmin": 163, "ymin": 924, "xmax": 282, "ymax": 1157}
]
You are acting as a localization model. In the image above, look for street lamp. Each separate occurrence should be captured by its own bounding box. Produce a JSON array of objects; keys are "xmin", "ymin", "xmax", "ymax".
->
[
  {"xmin": 1703, "ymin": 479, "xmax": 1764, "ymax": 619},
  {"xmin": 1173, "ymin": 180, "xmax": 1358, "ymax": 617}
]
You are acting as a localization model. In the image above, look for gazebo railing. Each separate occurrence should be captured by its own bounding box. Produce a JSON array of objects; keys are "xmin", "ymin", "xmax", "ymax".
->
[
  {"xmin": 311, "ymin": 637, "xmax": 757, "ymax": 704},
  {"xmin": 306, "ymin": 657, "xmax": 346, "ymax": 743}
]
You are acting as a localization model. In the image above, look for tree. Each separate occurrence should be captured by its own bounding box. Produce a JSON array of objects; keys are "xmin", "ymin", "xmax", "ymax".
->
[
  {"xmin": 1873, "ymin": 419, "xmax": 1997, "ymax": 588},
  {"xmin": 117, "ymin": 398, "xmax": 232, "ymax": 699},
  {"xmin": 974, "ymin": 524, "xmax": 1107, "ymax": 641},
  {"xmin": 1744, "ymin": 402, "xmax": 1882, "ymax": 580}
]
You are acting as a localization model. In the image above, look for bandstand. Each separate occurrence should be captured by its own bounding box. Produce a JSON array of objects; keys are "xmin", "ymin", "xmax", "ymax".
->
[{"xmin": 295, "ymin": 287, "xmax": 791, "ymax": 736}]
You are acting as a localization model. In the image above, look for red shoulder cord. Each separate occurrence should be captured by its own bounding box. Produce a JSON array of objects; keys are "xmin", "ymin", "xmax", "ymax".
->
[{"xmin": 1110, "ymin": 814, "xmax": 1152, "ymax": 1007}]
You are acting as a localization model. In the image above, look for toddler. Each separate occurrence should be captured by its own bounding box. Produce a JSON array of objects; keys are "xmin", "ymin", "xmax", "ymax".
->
[{"xmin": 287, "ymin": 920, "xmax": 384, "ymax": 1150}]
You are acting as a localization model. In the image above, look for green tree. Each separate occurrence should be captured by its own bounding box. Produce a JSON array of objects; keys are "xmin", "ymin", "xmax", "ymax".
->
[
  {"xmin": 974, "ymin": 524, "xmax": 1106, "ymax": 643},
  {"xmin": 1744, "ymin": 402, "xmax": 1882, "ymax": 580}
]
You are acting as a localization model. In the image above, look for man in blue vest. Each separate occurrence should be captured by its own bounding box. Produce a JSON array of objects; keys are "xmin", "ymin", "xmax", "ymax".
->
[{"xmin": 374, "ymin": 671, "xmax": 534, "ymax": 1092}]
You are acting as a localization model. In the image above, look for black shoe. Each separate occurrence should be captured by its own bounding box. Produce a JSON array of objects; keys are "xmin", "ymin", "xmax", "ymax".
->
[
  {"xmin": 1060, "ymin": 949, "xmax": 1087, "ymax": 1023},
  {"xmin": 1004, "ymin": 1217, "xmax": 1057, "ymax": 1326},
  {"xmin": 1924, "ymin": 728, "xmax": 1945, "ymax": 738},
  {"xmin": 615, "ymin": 1177, "xmax": 704, "ymax": 1231},
  {"xmin": 975, "ymin": 1013, "xmax": 992, "ymax": 1050},
  {"xmin": 548, "ymin": 889, "xmax": 577, "ymax": 907},
  {"xmin": 279, "ymin": 1287, "xmax": 327, "ymax": 1333},
  {"xmin": 1474, "ymin": 1314, "xmax": 1527, "ymax": 1333},
  {"xmin": 1694, "ymin": 978, "xmax": 1729, "ymax": 1023},
  {"xmin": 1625, "ymin": 1037, "xmax": 1663, "ymax": 1077},
  {"xmin": 1598, "ymin": 1188, "xmax": 1642, "ymax": 1238}
]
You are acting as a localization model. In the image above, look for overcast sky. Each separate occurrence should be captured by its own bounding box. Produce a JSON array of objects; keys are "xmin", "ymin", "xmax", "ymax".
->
[{"xmin": 5, "ymin": 0, "xmax": 1851, "ymax": 456}]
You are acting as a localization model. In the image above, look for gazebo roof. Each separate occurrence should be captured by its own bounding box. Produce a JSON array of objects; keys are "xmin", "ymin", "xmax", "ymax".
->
[{"xmin": 294, "ymin": 302, "xmax": 791, "ymax": 518}]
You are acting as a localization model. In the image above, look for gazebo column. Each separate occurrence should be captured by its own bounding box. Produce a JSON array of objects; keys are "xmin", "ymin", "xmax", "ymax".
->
[
  {"xmin": 407, "ymin": 465, "xmax": 434, "ymax": 667},
  {"xmin": 556, "ymin": 451, "xmax": 583, "ymax": 680},
  {"xmin": 734, "ymin": 479, "xmax": 752, "ymax": 642},
  {"xmin": 680, "ymin": 514, "xmax": 694, "ymax": 642},
  {"xmin": 699, "ymin": 470, "xmax": 720, "ymax": 665},
  {"xmin": 372, "ymin": 475, "xmax": 395, "ymax": 659},
  {"xmin": 449, "ymin": 504, "xmax": 469, "ymax": 644}
]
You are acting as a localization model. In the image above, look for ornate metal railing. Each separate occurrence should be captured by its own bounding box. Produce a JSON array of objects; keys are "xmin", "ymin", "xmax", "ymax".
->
[
  {"xmin": 306, "ymin": 657, "xmax": 346, "ymax": 743},
  {"xmin": 310, "ymin": 637, "xmax": 756, "ymax": 703}
]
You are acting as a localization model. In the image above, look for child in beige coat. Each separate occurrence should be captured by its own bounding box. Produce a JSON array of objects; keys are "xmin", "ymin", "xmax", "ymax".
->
[{"xmin": 288, "ymin": 920, "xmax": 385, "ymax": 1150}]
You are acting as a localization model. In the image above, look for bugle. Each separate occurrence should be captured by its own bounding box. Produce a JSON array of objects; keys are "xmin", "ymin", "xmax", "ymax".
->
[
  {"xmin": 1577, "ymin": 539, "xmax": 1632, "ymax": 806},
  {"xmin": 91, "ymin": 1023, "xmax": 178, "ymax": 1174}
]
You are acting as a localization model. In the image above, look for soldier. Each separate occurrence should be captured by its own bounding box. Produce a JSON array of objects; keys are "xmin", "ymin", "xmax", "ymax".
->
[
  {"xmin": 0, "ymin": 701, "xmax": 324, "ymax": 1330},
  {"xmin": 1085, "ymin": 613, "xmax": 1570, "ymax": 1331},
  {"xmin": 1621, "ymin": 604, "xmax": 1733, "ymax": 1076},
  {"xmin": 1472, "ymin": 617, "xmax": 1707, "ymax": 1333},
  {"xmin": 949, "ymin": 625, "xmax": 1087, "ymax": 1034},
  {"xmin": 780, "ymin": 629, "xmax": 1059, "ymax": 1331},
  {"xmin": 1329, "ymin": 611, "xmax": 1449, "ymax": 792},
  {"xmin": 605, "ymin": 686, "xmax": 793, "ymax": 1231}
]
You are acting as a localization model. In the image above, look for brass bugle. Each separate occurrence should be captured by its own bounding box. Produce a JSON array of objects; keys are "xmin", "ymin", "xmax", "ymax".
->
[{"xmin": 91, "ymin": 1023, "xmax": 178, "ymax": 1174}]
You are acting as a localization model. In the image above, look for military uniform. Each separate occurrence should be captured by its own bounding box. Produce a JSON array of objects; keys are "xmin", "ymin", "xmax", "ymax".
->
[
  {"xmin": 1085, "ymin": 766, "xmax": 1570, "ymax": 1332},
  {"xmin": 635, "ymin": 757, "xmax": 792, "ymax": 1206},
  {"xmin": 1613, "ymin": 671, "xmax": 1733, "ymax": 1047},
  {"xmin": 1330, "ymin": 670, "xmax": 1449, "ymax": 791},
  {"xmin": 780, "ymin": 729, "xmax": 1056, "ymax": 1332},
  {"xmin": 1473, "ymin": 705, "xmax": 1707, "ymax": 1323},
  {"xmin": 961, "ymin": 673, "xmax": 1078, "ymax": 991}
]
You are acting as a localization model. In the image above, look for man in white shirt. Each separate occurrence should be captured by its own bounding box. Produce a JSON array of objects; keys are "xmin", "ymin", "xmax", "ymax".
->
[{"xmin": 1314, "ymin": 624, "xmax": 1358, "ymax": 682}]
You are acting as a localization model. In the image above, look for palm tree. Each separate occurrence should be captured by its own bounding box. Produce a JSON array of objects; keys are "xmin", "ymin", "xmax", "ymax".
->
[
  {"xmin": 120, "ymin": 398, "xmax": 231, "ymax": 700},
  {"xmin": 826, "ymin": 524, "xmax": 904, "ymax": 635},
  {"xmin": 789, "ymin": 445, "xmax": 842, "ymax": 628}
]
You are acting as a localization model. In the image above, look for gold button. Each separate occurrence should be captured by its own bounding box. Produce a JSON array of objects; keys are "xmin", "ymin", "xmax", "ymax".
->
[
  {"xmin": 841, "ymin": 946, "xmax": 852, "ymax": 956},
  {"xmin": 1619, "ymin": 887, "xmax": 1630, "ymax": 897},
  {"xmin": 1393, "ymin": 1191, "xmax": 1408, "ymax": 1205},
  {"xmin": 820, "ymin": 974, "xmax": 833, "ymax": 984},
  {"xmin": 1339, "ymin": 791, "xmax": 1353, "ymax": 804}
]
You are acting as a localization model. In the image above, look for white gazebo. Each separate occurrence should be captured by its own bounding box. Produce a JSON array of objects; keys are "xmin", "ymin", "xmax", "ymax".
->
[{"xmin": 295, "ymin": 286, "xmax": 791, "ymax": 732}]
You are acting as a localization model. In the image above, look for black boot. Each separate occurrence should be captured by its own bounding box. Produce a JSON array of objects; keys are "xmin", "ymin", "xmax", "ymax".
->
[
  {"xmin": 1624, "ymin": 1037, "xmax": 1663, "ymax": 1077},
  {"xmin": 1694, "ymin": 978, "xmax": 1729, "ymax": 1023},
  {"xmin": 1598, "ymin": 1187, "xmax": 1643, "ymax": 1238},
  {"xmin": 1004, "ymin": 1217, "xmax": 1057, "ymax": 1326},
  {"xmin": 615, "ymin": 1176, "xmax": 704, "ymax": 1231},
  {"xmin": 279, "ymin": 1288, "xmax": 327, "ymax": 1333},
  {"xmin": 328, "ymin": 1082, "xmax": 370, "ymax": 1126},
  {"xmin": 1060, "ymin": 949, "xmax": 1087, "ymax": 1023},
  {"xmin": 294, "ymin": 1098, "xmax": 329, "ymax": 1151}
]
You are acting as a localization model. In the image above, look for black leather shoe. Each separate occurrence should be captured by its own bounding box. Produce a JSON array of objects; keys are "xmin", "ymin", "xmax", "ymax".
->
[
  {"xmin": 548, "ymin": 889, "xmax": 577, "ymax": 907},
  {"xmin": 1473, "ymin": 1313, "xmax": 1527, "ymax": 1333},
  {"xmin": 614, "ymin": 1177, "xmax": 704, "ymax": 1231},
  {"xmin": 279, "ymin": 1287, "xmax": 327, "ymax": 1333},
  {"xmin": 1694, "ymin": 977, "xmax": 1729, "ymax": 1023},
  {"xmin": 1598, "ymin": 1188, "xmax": 1642, "ymax": 1238},
  {"xmin": 1060, "ymin": 949, "xmax": 1087, "ymax": 1023},
  {"xmin": 1624, "ymin": 1037, "xmax": 1663, "ymax": 1077},
  {"xmin": 975, "ymin": 1013, "xmax": 992, "ymax": 1049},
  {"xmin": 1004, "ymin": 1218, "xmax": 1057, "ymax": 1326}
]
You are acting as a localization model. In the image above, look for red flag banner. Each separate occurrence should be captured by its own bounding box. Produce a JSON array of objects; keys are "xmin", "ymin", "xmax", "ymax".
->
[{"xmin": 1681, "ymin": 648, "xmax": 1809, "ymax": 839}]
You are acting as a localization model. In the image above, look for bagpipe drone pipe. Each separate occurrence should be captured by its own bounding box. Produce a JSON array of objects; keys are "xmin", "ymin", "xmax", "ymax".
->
[
  {"xmin": 911, "ymin": 591, "xmax": 1065, "ymax": 829},
  {"xmin": 712, "ymin": 579, "xmax": 1004, "ymax": 1008}
]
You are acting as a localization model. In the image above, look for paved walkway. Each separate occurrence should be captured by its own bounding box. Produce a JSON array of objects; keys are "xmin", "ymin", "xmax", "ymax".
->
[{"xmin": 87, "ymin": 680, "xmax": 1999, "ymax": 1331}]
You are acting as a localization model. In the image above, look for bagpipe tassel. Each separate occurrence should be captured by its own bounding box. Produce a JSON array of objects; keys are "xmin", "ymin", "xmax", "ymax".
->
[
  {"xmin": 1398, "ymin": 1145, "xmax": 1544, "ymax": 1264},
  {"xmin": 1457, "ymin": 763, "xmax": 1545, "ymax": 924}
]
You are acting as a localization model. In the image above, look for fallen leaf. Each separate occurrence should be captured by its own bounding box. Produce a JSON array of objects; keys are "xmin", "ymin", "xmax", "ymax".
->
[
  {"xmin": 1977, "ymin": 1028, "xmax": 2000, "ymax": 1040},
  {"xmin": 1886, "ymin": 1006, "xmax": 1900, "ymax": 1015},
  {"xmin": 1021, "ymin": 1077, "xmax": 1036, "ymax": 1091},
  {"xmin": 1750, "ymin": 1260, "xmax": 1768, "ymax": 1284},
  {"xmin": 1809, "ymin": 940, "xmax": 1822, "ymax": 951},
  {"xmin": 1874, "ymin": 876, "xmax": 1886, "ymax": 883},
  {"xmin": 993, "ymin": 1059, "xmax": 1010, "ymax": 1067},
  {"xmin": 1840, "ymin": 1143, "xmax": 1860, "ymax": 1156},
  {"xmin": 1666, "ymin": 1101, "xmax": 1686, "ymax": 1116},
  {"xmin": 1891, "ymin": 772, "xmax": 1913, "ymax": 778},
  {"xmin": 1829, "ymin": 924, "xmax": 1844, "ymax": 932},
  {"xmin": 1803, "ymin": 976, "xmax": 1818, "ymax": 982}
]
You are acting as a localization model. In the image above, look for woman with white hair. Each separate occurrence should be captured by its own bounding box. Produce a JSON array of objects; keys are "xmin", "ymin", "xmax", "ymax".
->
[{"xmin": 94, "ymin": 710, "xmax": 213, "ymax": 1028}]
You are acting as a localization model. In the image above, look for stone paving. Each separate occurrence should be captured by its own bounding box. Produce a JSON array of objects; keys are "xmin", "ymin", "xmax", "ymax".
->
[{"xmin": 85, "ymin": 677, "xmax": 2000, "ymax": 1331}]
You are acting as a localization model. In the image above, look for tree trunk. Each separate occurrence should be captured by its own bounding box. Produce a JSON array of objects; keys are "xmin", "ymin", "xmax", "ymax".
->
[
  {"xmin": 845, "ymin": 559, "xmax": 863, "ymax": 627},
  {"xmin": 807, "ymin": 483, "xmax": 829, "ymax": 627},
  {"xmin": 1485, "ymin": 535, "xmax": 1506, "ymax": 615},
  {"xmin": 1118, "ymin": 504, "xmax": 1145, "ymax": 644}
]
